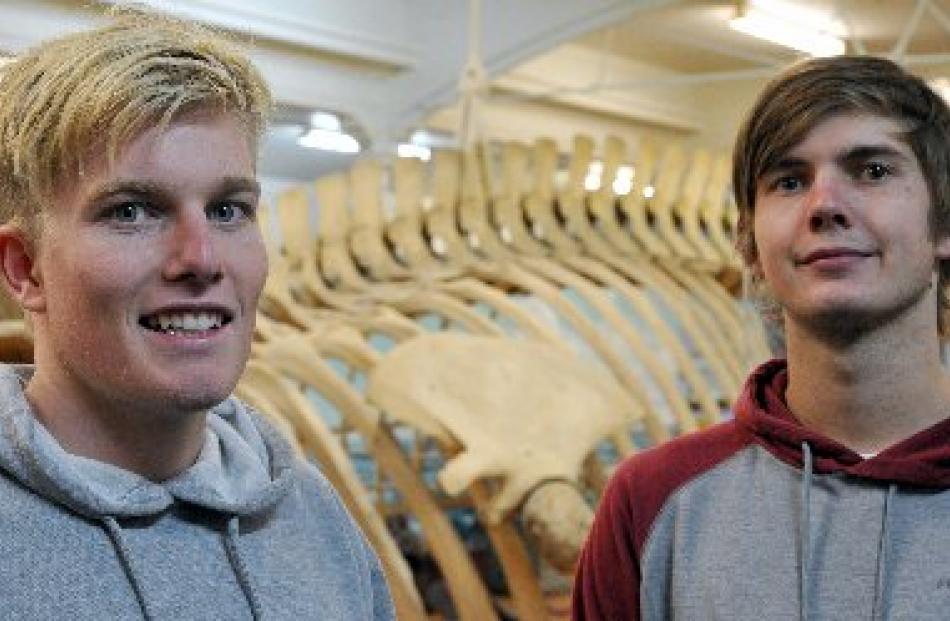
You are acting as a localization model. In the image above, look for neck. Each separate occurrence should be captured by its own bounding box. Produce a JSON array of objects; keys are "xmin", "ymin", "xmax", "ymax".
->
[
  {"xmin": 784, "ymin": 308, "xmax": 950, "ymax": 454},
  {"xmin": 23, "ymin": 365, "xmax": 206, "ymax": 482}
]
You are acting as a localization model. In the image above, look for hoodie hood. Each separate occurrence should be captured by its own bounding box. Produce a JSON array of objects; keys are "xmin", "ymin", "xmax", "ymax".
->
[
  {"xmin": 735, "ymin": 358, "xmax": 950, "ymax": 488},
  {"xmin": 0, "ymin": 365, "xmax": 294, "ymax": 520}
]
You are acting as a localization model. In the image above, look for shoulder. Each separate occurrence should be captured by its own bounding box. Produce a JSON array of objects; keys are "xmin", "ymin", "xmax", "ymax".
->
[
  {"xmin": 289, "ymin": 458, "xmax": 347, "ymax": 512},
  {"xmin": 287, "ymin": 459, "xmax": 394, "ymax": 616},
  {"xmin": 603, "ymin": 420, "xmax": 752, "ymax": 547},
  {"xmin": 283, "ymin": 457, "xmax": 373, "ymax": 556},
  {"xmin": 573, "ymin": 422, "xmax": 755, "ymax": 620}
]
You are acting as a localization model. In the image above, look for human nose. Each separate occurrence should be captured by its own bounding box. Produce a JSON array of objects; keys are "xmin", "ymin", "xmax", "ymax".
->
[
  {"xmin": 163, "ymin": 208, "xmax": 222, "ymax": 285},
  {"xmin": 804, "ymin": 171, "xmax": 851, "ymax": 233}
]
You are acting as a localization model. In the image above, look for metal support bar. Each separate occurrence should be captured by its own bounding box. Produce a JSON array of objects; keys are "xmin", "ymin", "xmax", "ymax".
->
[
  {"xmin": 927, "ymin": 0, "xmax": 950, "ymax": 38},
  {"xmin": 890, "ymin": 0, "xmax": 930, "ymax": 61},
  {"xmin": 902, "ymin": 52, "xmax": 950, "ymax": 66},
  {"xmin": 662, "ymin": 27, "xmax": 787, "ymax": 67},
  {"xmin": 493, "ymin": 66, "xmax": 779, "ymax": 105},
  {"xmin": 834, "ymin": 0, "xmax": 867, "ymax": 55},
  {"xmin": 458, "ymin": 0, "xmax": 486, "ymax": 150}
]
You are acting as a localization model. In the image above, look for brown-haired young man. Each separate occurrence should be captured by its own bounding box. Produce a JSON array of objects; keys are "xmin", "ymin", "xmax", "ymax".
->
[
  {"xmin": 0, "ymin": 11, "xmax": 393, "ymax": 619},
  {"xmin": 573, "ymin": 55, "xmax": 950, "ymax": 620}
]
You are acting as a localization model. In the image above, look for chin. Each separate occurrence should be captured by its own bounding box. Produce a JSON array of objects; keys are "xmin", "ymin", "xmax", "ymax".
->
[
  {"xmin": 133, "ymin": 390, "xmax": 231, "ymax": 420},
  {"xmin": 140, "ymin": 370, "xmax": 242, "ymax": 416},
  {"xmin": 795, "ymin": 303, "xmax": 909, "ymax": 344}
]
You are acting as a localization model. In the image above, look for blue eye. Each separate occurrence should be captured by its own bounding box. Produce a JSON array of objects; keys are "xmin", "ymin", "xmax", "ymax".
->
[
  {"xmin": 774, "ymin": 176, "xmax": 804, "ymax": 193},
  {"xmin": 208, "ymin": 201, "xmax": 253, "ymax": 224},
  {"xmin": 108, "ymin": 201, "xmax": 149, "ymax": 223},
  {"xmin": 209, "ymin": 202, "xmax": 236, "ymax": 222}
]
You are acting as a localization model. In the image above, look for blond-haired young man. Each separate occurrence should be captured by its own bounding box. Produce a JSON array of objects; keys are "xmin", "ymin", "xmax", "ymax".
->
[
  {"xmin": 574, "ymin": 56, "xmax": 950, "ymax": 620},
  {"xmin": 0, "ymin": 12, "xmax": 393, "ymax": 619}
]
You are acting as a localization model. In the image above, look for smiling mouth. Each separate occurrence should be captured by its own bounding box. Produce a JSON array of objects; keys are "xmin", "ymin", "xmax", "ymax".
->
[
  {"xmin": 798, "ymin": 249, "xmax": 874, "ymax": 265},
  {"xmin": 139, "ymin": 311, "xmax": 233, "ymax": 334}
]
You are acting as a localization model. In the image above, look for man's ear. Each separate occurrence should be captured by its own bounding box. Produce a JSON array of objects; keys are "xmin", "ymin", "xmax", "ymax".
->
[{"xmin": 0, "ymin": 224, "xmax": 45, "ymax": 313}]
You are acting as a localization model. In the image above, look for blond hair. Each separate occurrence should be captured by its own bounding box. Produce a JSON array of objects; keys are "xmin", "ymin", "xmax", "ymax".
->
[{"xmin": 0, "ymin": 9, "xmax": 271, "ymax": 236}]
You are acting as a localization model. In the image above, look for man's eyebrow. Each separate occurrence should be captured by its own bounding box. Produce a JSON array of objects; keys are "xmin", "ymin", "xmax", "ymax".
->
[
  {"xmin": 87, "ymin": 177, "xmax": 261, "ymax": 202},
  {"xmin": 761, "ymin": 143, "xmax": 912, "ymax": 178},
  {"xmin": 761, "ymin": 157, "xmax": 808, "ymax": 177},
  {"xmin": 218, "ymin": 176, "xmax": 261, "ymax": 198},
  {"xmin": 89, "ymin": 180, "xmax": 165, "ymax": 201},
  {"xmin": 837, "ymin": 144, "xmax": 911, "ymax": 166}
]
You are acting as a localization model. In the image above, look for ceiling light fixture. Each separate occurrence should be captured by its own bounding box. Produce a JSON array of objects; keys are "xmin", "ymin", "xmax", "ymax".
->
[
  {"xmin": 297, "ymin": 110, "xmax": 361, "ymax": 154},
  {"xmin": 396, "ymin": 129, "xmax": 439, "ymax": 161},
  {"xmin": 309, "ymin": 111, "xmax": 342, "ymax": 132},
  {"xmin": 297, "ymin": 128, "xmax": 360, "ymax": 154},
  {"xmin": 397, "ymin": 143, "xmax": 431, "ymax": 161},
  {"xmin": 729, "ymin": 0, "xmax": 846, "ymax": 57}
]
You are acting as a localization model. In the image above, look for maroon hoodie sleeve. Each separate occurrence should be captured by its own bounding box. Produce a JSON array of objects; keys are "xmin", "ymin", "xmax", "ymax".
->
[
  {"xmin": 572, "ymin": 459, "xmax": 642, "ymax": 620},
  {"xmin": 572, "ymin": 421, "xmax": 750, "ymax": 620}
]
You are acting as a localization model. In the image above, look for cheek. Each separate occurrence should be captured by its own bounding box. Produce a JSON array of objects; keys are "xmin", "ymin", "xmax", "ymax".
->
[
  {"xmin": 38, "ymin": 246, "xmax": 142, "ymax": 374},
  {"xmin": 44, "ymin": 242, "xmax": 139, "ymax": 315},
  {"xmin": 751, "ymin": 215, "xmax": 772, "ymax": 265},
  {"xmin": 232, "ymin": 235, "xmax": 268, "ymax": 303},
  {"xmin": 752, "ymin": 202, "xmax": 797, "ymax": 252}
]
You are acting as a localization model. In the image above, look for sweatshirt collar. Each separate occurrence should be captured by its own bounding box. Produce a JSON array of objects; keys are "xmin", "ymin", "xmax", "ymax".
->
[
  {"xmin": 735, "ymin": 358, "xmax": 950, "ymax": 487},
  {"xmin": 0, "ymin": 364, "xmax": 294, "ymax": 519}
]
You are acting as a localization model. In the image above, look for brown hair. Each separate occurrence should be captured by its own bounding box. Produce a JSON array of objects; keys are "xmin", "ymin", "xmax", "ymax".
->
[
  {"xmin": 732, "ymin": 55, "xmax": 950, "ymax": 334},
  {"xmin": 0, "ymin": 8, "xmax": 271, "ymax": 238}
]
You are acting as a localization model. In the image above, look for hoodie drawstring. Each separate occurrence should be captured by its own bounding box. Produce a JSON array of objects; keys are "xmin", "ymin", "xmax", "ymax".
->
[
  {"xmin": 800, "ymin": 442, "xmax": 813, "ymax": 621},
  {"xmin": 871, "ymin": 485, "xmax": 895, "ymax": 621},
  {"xmin": 103, "ymin": 515, "xmax": 262, "ymax": 621},
  {"xmin": 224, "ymin": 515, "xmax": 263, "ymax": 621},
  {"xmin": 102, "ymin": 517, "xmax": 155, "ymax": 621},
  {"xmin": 799, "ymin": 444, "xmax": 897, "ymax": 621}
]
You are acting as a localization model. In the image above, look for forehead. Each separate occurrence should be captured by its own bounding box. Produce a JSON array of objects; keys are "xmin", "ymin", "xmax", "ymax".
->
[
  {"xmin": 109, "ymin": 115, "xmax": 255, "ymax": 177},
  {"xmin": 51, "ymin": 112, "xmax": 257, "ymax": 212}
]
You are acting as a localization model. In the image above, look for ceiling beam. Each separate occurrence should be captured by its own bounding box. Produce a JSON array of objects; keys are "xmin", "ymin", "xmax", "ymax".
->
[
  {"xmin": 889, "ymin": 0, "xmax": 929, "ymax": 61},
  {"xmin": 98, "ymin": 0, "xmax": 417, "ymax": 69}
]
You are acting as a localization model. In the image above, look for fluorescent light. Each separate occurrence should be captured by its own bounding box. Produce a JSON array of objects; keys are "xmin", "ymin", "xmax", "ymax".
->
[
  {"xmin": 731, "ymin": 13, "xmax": 845, "ymax": 56},
  {"xmin": 730, "ymin": 1, "xmax": 845, "ymax": 57},
  {"xmin": 310, "ymin": 112, "xmax": 342, "ymax": 132},
  {"xmin": 408, "ymin": 129, "xmax": 439, "ymax": 146},
  {"xmin": 397, "ymin": 143, "xmax": 431, "ymax": 161},
  {"xmin": 405, "ymin": 128, "xmax": 457, "ymax": 150},
  {"xmin": 643, "ymin": 185, "xmax": 656, "ymax": 199},
  {"xmin": 746, "ymin": 0, "xmax": 847, "ymax": 37},
  {"xmin": 297, "ymin": 128, "xmax": 360, "ymax": 154}
]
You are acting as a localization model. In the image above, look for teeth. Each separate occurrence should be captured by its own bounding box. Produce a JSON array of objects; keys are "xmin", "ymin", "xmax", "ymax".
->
[{"xmin": 147, "ymin": 311, "xmax": 225, "ymax": 332}]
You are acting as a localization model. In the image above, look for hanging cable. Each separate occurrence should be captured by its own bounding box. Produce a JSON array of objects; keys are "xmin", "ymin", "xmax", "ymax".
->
[{"xmin": 457, "ymin": 0, "xmax": 486, "ymax": 151}]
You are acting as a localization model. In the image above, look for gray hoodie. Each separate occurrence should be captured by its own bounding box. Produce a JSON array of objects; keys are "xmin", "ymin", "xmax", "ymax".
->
[
  {"xmin": 0, "ymin": 364, "xmax": 395, "ymax": 620},
  {"xmin": 574, "ymin": 358, "xmax": 950, "ymax": 620}
]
